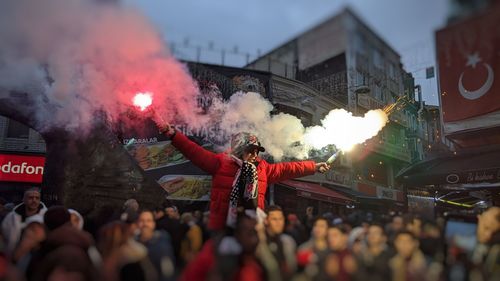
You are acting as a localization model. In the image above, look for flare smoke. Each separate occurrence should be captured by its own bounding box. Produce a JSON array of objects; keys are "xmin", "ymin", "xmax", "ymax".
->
[
  {"xmin": 211, "ymin": 92, "xmax": 389, "ymax": 160},
  {"xmin": 0, "ymin": 0, "xmax": 389, "ymax": 161},
  {"xmin": 0, "ymin": 0, "xmax": 201, "ymax": 132}
]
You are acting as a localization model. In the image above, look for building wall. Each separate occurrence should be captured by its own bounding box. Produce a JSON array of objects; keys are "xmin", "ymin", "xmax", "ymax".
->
[
  {"xmin": 297, "ymin": 13, "xmax": 347, "ymax": 70},
  {"xmin": 247, "ymin": 41, "xmax": 298, "ymax": 79},
  {"xmin": 248, "ymin": 7, "xmax": 419, "ymax": 201},
  {"xmin": 0, "ymin": 116, "xmax": 46, "ymax": 153}
]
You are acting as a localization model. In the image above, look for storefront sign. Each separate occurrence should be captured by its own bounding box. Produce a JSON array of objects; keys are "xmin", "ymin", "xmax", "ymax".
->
[
  {"xmin": 376, "ymin": 185, "xmax": 398, "ymax": 200},
  {"xmin": 407, "ymin": 195, "xmax": 435, "ymax": 219},
  {"xmin": 0, "ymin": 154, "xmax": 45, "ymax": 183},
  {"xmin": 442, "ymin": 168, "xmax": 500, "ymax": 185}
]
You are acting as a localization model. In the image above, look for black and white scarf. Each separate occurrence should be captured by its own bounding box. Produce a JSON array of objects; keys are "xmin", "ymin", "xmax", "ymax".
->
[{"xmin": 226, "ymin": 155, "xmax": 258, "ymax": 228}]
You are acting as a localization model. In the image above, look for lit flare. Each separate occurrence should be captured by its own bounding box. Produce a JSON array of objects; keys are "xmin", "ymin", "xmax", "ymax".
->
[{"xmin": 132, "ymin": 92, "xmax": 153, "ymax": 111}]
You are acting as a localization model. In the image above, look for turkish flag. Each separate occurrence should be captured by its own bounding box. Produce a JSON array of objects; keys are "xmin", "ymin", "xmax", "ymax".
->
[{"xmin": 436, "ymin": 4, "xmax": 500, "ymax": 123}]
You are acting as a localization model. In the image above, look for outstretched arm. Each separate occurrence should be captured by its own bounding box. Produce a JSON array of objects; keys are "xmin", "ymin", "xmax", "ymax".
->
[
  {"xmin": 266, "ymin": 161, "xmax": 330, "ymax": 183},
  {"xmin": 160, "ymin": 124, "xmax": 219, "ymax": 175}
]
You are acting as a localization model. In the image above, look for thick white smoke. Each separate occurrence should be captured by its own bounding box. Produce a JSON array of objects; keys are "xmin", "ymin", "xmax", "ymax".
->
[
  {"xmin": 211, "ymin": 92, "xmax": 389, "ymax": 160},
  {"xmin": 212, "ymin": 92, "xmax": 309, "ymax": 160},
  {"xmin": 304, "ymin": 109, "xmax": 389, "ymax": 152},
  {"xmin": 0, "ymin": 0, "xmax": 202, "ymax": 132}
]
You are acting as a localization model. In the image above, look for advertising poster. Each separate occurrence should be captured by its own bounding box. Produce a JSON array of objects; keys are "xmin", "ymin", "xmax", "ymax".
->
[{"xmin": 118, "ymin": 63, "xmax": 271, "ymax": 201}]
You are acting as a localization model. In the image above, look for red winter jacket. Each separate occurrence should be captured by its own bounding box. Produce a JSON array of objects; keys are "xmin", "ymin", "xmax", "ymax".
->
[{"xmin": 171, "ymin": 132, "xmax": 316, "ymax": 231}]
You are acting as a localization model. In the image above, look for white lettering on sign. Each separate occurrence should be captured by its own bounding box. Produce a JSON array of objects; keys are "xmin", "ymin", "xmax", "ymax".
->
[
  {"xmin": 122, "ymin": 137, "xmax": 158, "ymax": 145},
  {"xmin": 446, "ymin": 174, "xmax": 460, "ymax": 184},
  {"xmin": 1, "ymin": 161, "xmax": 44, "ymax": 175}
]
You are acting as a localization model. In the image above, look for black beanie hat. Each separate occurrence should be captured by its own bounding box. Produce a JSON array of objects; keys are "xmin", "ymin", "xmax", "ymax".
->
[{"xmin": 44, "ymin": 205, "xmax": 71, "ymax": 231}]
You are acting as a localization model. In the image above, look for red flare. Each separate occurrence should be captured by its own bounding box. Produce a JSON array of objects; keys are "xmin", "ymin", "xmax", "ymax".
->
[{"xmin": 132, "ymin": 92, "xmax": 153, "ymax": 111}]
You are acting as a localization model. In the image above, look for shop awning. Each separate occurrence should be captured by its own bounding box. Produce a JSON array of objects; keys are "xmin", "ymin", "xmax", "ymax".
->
[
  {"xmin": 397, "ymin": 147, "xmax": 500, "ymax": 187},
  {"xmin": 321, "ymin": 182, "xmax": 406, "ymax": 209},
  {"xmin": 278, "ymin": 180, "xmax": 354, "ymax": 204}
]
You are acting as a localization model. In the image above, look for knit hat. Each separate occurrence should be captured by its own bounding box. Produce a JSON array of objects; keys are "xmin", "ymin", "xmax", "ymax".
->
[
  {"xmin": 44, "ymin": 206, "xmax": 71, "ymax": 231},
  {"xmin": 230, "ymin": 132, "xmax": 265, "ymax": 157}
]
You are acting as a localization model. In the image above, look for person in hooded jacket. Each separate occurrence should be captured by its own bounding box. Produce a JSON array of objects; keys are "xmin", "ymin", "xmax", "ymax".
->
[{"xmin": 1, "ymin": 188, "xmax": 47, "ymax": 256}]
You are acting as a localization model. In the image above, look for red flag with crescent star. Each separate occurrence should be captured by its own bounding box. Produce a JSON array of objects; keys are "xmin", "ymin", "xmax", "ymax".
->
[{"xmin": 436, "ymin": 4, "xmax": 500, "ymax": 125}]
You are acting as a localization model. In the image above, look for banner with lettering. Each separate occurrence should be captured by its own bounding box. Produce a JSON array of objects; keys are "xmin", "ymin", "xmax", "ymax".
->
[
  {"xmin": 0, "ymin": 154, "xmax": 45, "ymax": 183},
  {"xmin": 118, "ymin": 63, "xmax": 271, "ymax": 201}
]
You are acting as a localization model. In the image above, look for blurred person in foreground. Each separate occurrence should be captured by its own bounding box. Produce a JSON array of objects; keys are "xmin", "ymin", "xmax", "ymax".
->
[
  {"xmin": 12, "ymin": 216, "xmax": 46, "ymax": 274},
  {"xmin": 2, "ymin": 188, "xmax": 47, "ymax": 255},
  {"xmin": 136, "ymin": 210, "xmax": 175, "ymax": 281},
  {"xmin": 347, "ymin": 226, "xmax": 365, "ymax": 257},
  {"xmin": 389, "ymin": 230, "xmax": 428, "ymax": 281},
  {"xmin": 355, "ymin": 223, "xmax": 391, "ymax": 281},
  {"xmin": 180, "ymin": 211, "xmax": 265, "ymax": 281},
  {"xmin": 179, "ymin": 212, "xmax": 202, "ymax": 265},
  {"xmin": 123, "ymin": 199, "xmax": 140, "ymax": 214},
  {"xmin": 28, "ymin": 206, "xmax": 97, "ymax": 281},
  {"xmin": 471, "ymin": 206, "xmax": 500, "ymax": 281},
  {"xmin": 261, "ymin": 205, "xmax": 297, "ymax": 280},
  {"xmin": 297, "ymin": 217, "xmax": 330, "ymax": 280},
  {"xmin": 158, "ymin": 123, "xmax": 330, "ymax": 232},
  {"xmin": 286, "ymin": 213, "xmax": 307, "ymax": 245},
  {"xmin": 386, "ymin": 214, "xmax": 404, "ymax": 248},
  {"xmin": 155, "ymin": 205, "xmax": 184, "ymax": 268},
  {"xmin": 98, "ymin": 220, "xmax": 157, "ymax": 281},
  {"xmin": 324, "ymin": 224, "xmax": 356, "ymax": 281}
]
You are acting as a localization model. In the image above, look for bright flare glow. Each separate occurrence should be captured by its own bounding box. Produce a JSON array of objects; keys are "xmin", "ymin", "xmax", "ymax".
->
[
  {"xmin": 304, "ymin": 109, "xmax": 388, "ymax": 152},
  {"xmin": 132, "ymin": 92, "xmax": 153, "ymax": 111}
]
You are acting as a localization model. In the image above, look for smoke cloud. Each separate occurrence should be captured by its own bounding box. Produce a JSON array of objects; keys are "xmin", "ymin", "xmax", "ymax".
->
[
  {"xmin": 211, "ymin": 92, "xmax": 308, "ymax": 160},
  {"xmin": 211, "ymin": 92, "xmax": 389, "ymax": 161},
  {"xmin": 0, "ymin": 0, "xmax": 202, "ymax": 132},
  {"xmin": 0, "ymin": 0, "xmax": 389, "ymax": 161}
]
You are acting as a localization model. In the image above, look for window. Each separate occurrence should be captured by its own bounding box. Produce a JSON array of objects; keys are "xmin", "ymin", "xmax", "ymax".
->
[
  {"xmin": 388, "ymin": 63, "xmax": 396, "ymax": 79},
  {"xmin": 356, "ymin": 71, "xmax": 367, "ymax": 86},
  {"xmin": 7, "ymin": 119, "xmax": 29, "ymax": 139},
  {"xmin": 373, "ymin": 49, "xmax": 383, "ymax": 68},
  {"xmin": 374, "ymin": 85, "xmax": 383, "ymax": 101},
  {"xmin": 355, "ymin": 34, "xmax": 366, "ymax": 54}
]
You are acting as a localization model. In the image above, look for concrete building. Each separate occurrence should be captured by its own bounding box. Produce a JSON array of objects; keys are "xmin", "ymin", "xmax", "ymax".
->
[
  {"xmin": 0, "ymin": 116, "xmax": 46, "ymax": 153},
  {"xmin": 247, "ymin": 8, "xmax": 426, "ymax": 209}
]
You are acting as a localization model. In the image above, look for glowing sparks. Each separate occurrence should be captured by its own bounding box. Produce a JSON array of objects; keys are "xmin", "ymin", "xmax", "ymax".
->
[
  {"xmin": 132, "ymin": 92, "xmax": 153, "ymax": 111},
  {"xmin": 382, "ymin": 95, "xmax": 410, "ymax": 115},
  {"xmin": 304, "ymin": 109, "xmax": 388, "ymax": 152}
]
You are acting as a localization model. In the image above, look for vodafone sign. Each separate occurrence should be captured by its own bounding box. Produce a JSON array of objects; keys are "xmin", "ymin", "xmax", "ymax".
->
[{"xmin": 0, "ymin": 154, "xmax": 45, "ymax": 183}]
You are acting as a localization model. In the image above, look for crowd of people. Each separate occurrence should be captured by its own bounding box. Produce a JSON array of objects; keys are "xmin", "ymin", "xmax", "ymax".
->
[
  {"xmin": 0, "ymin": 188, "xmax": 499, "ymax": 281},
  {"xmin": 0, "ymin": 126, "xmax": 497, "ymax": 280}
]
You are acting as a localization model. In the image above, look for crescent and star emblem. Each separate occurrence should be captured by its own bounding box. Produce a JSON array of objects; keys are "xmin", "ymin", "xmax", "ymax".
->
[{"xmin": 458, "ymin": 52, "xmax": 494, "ymax": 100}]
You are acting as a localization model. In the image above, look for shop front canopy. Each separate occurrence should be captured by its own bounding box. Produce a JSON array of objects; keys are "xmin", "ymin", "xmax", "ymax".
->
[
  {"xmin": 278, "ymin": 180, "xmax": 354, "ymax": 205},
  {"xmin": 397, "ymin": 147, "xmax": 500, "ymax": 188}
]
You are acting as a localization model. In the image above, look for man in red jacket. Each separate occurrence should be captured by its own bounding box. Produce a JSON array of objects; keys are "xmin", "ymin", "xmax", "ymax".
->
[{"xmin": 159, "ymin": 124, "xmax": 330, "ymax": 231}]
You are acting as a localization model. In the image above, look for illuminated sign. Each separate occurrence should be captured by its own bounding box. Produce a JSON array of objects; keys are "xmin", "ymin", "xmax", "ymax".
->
[{"xmin": 0, "ymin": 154, "xmax": 45, "ymax": 183}]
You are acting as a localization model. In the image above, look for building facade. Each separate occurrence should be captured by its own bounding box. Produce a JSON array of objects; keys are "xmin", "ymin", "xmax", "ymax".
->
[
  {"xmin": 247, "ymin": 8, "xmax": 429, "ymax": 208},
  {"xmin": 0, "ymin": 115, "xmax": 47, "ymax": 202}
]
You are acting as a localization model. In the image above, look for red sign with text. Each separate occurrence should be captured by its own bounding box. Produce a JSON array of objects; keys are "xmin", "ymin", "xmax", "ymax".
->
[
  {"xmin": 0, "ymin": 154, "xmax": 45, "ymax": 183},
  {"xmin": 436, "ymin": 4, "xmax": 500, "ymax": 122}
]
